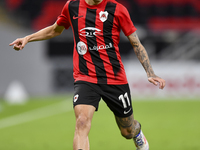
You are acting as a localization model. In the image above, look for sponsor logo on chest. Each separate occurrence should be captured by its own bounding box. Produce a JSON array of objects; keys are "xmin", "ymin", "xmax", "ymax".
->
[
  {"xmin": 80, "ymin": 27, "xmax": 101, "ymax": 37},
  {"xmin": 89, "ymin": 43, "xmax": 113, "ymax": 51},
  {"xmin": 76, "ymin": 41, "xmax": 113, "ymax": 55}
]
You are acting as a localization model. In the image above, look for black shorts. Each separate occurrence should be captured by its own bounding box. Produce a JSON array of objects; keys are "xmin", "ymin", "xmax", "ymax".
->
[{"xmin": 73, "ymin": 81, "xmax": 133, "ymax": 117}]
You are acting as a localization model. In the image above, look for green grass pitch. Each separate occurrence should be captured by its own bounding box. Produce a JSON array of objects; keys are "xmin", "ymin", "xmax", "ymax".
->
[{"xmin": 0, "ymin": 95, "xmax": 200, "ymax": 150}]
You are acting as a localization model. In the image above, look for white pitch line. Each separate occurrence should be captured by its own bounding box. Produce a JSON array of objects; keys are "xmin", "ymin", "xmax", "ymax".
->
[{"xmin": 0, "ymin": 100, "xmax": 73, "ymax": 129}]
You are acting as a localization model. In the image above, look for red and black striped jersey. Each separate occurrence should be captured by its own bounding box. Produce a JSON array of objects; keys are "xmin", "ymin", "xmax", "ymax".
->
[{"xmin": 56, "ymin": 0, "xmax": 137, "ymax": 85}]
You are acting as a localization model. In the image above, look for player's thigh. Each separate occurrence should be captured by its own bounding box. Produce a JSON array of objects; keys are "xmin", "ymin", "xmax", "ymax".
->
[
  {"xmin": 73, "ymin": 81, "xmax": 101, "ymax": 111},
  {"xmin": 73, "ymin": 81, "xmax": 101, "ymax": 128},
  {"xmin": 101, "ymin": 84, "xmax": 133, "ymax": 118}
]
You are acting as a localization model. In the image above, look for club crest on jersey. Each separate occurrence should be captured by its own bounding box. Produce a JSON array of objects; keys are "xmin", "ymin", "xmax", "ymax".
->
[{"xmin": 99, "ymin": 11, "xmax": 108, "ymax": 22}]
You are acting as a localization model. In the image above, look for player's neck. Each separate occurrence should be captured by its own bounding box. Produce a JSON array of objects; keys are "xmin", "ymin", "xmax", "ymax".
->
[{"xmin": 85, "ymin": 0, "xmax": 103, "ymax": 5}]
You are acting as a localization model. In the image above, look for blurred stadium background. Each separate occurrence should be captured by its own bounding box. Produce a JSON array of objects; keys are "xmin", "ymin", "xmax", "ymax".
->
[{"xmin": 0, "ymin": 0, "xmax": 200, "ymax": 150}]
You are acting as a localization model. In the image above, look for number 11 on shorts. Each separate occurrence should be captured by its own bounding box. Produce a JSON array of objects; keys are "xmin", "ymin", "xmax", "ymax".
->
[{"xmin": 118, "ymin": 92, "xmax": 130, "ymax": 108}]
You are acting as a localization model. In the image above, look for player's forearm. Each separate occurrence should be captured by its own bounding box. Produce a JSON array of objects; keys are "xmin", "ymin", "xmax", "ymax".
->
[
  {"xmin": 128, "ymin": 32, "xmax": 156, "ymax": 78},
  {"xmin": 133, "ymin": 44, "xmax": 156, "ymax": 78},
  {"xmin": 25, "ymin": 24, "xmax": 61, "ymax": 43}
]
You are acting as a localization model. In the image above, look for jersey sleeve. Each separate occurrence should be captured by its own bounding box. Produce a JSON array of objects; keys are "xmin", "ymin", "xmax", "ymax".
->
[
  {"xmin": 56, "ymin": 1, "xmax": 71, "ymax": 29},
  {"xmin": 117, "ymin": 4, "xmax": 137, "ymax": 36}
]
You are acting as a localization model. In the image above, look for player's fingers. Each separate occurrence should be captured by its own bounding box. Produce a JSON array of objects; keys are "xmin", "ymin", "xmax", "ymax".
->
[
  {"xmin": 9, "ymin": 39, "xmax": 20, "ymax": 46},
  {"xmin": 148, "ymin": 77, "xmax": 158, "ymax": 86},
  {"xmin": 9, "ymin": 41, "xmax": 17, "ymax": 46},
  {"xmin": 13, "ymin": 44, "xmax": 21, "ymax": 51},
  {"xmin": 154, "ymin": 78, "xmax": 166, "ymax": 89},
  {"xmin": 20, "ymin": 41, "xmax": 27, "ymax": 50},
  {"xmin": 159, "ymin": 80, "xmax": 164, "ymax": 89},
  {"xmin": 160, "ymin": 79, "xmax": 166, "ymax": 89},
  {"xmin": 159, "ymin": 81, "xmax": 163, "ymax": 89},
  {"xmin": 9, "ymin": 43, "xmax": 14, "ymax": 46}
]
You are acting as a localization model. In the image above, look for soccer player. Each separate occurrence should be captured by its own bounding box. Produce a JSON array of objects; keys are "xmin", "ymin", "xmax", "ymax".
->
[{"xmin": 9, "ymin": 0, "xmax": 166, "ymax": 149}]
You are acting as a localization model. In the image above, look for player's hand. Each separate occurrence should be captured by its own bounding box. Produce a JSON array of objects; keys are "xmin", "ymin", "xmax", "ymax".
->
[
  {"xmin": 148, "ymin": 76, "xmax": 165, "ymax": 89},
  {"xmin": 9, "ymin": 37, "xmax": 28, "ymax": 51}
]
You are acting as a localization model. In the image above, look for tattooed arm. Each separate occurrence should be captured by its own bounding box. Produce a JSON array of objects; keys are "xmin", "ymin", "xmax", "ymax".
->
[{"xmin": 127, "ymin": 32, "xmax": 165, "ymax": 89}]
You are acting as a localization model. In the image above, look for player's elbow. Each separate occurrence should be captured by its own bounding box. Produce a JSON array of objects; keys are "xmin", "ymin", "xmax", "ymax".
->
[{"xmin": 53, "ymin": 31, "xmax": 62, "ymax": 37}]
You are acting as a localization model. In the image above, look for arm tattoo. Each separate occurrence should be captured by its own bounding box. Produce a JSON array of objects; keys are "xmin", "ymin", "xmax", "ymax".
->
[{"xmin": 128, "ymin": 32, "xmax": 156, "ymax": 78}]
